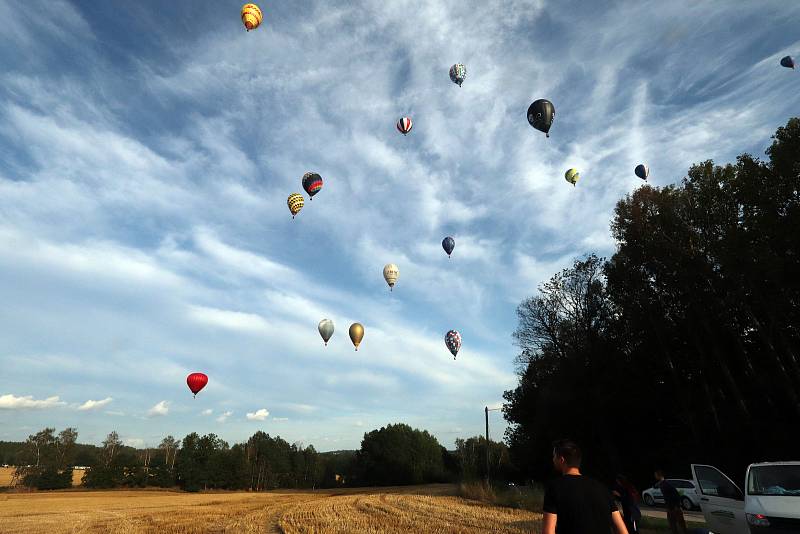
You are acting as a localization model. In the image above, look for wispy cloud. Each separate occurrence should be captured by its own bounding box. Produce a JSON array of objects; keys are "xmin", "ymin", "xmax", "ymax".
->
[
  {"xmin": 0, "ymin": 394, "xmax": 65, "ymax": 410},
  {"xmin": 216, "ymin": 411, "xmax": 233, "ymax": 423},
  {"xmin": 77, "ymin": 397, "xmax": 113, "ymax": 411},
  {"xmin": 147, "ymin": 401, "xmax": 169, "ymax": 418},
  {"xmin": 201, "ymin": 409, "xmax": 213, "ymax": 416},
  {"xmin": 246, "ymin": 409, "xmax": 269, "ymax": 421}
]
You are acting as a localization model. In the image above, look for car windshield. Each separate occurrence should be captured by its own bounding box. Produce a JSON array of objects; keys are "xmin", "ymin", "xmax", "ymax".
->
[{"xmin": 748, "ymin": 465, "xmax": 800, "ymax": 496}]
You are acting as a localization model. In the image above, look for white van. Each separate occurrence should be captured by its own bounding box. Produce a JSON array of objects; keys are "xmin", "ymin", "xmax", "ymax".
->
[{"xmin": 691, "ymin": 462, "xmax": 800, "ymax": 534}]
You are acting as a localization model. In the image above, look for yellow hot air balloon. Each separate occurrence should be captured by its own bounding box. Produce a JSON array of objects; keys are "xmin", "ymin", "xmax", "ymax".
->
[
  {"xmin": 241, "ymin": 4, "xmax": 263, "ymax": 31},
  {"xmin": 349, "ymin": 323, "xmax": 364, "ymax": 351},
  {"xmin": 383, "ymin": 263, "xmax": 399, "ymax": 291},
  {"xmin": 565, "ymin": 168, "xmax": 580, "ymax": 187},
  {"xmin": 287, "ymin": 193, "xmax": 304, "ymax": 219}
]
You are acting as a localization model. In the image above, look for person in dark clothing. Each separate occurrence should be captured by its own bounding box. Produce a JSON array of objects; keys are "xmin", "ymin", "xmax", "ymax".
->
[
  {"xmin": 655, "ymin": 470, "xmax": 687, "ymax": 534},
  {"xmin": 612, "ymin": 474, "xmax": 641, "ymax": 534},
  {"xmin": 543, "ymin": 439, "xmax": 629, "ymax": 534}
]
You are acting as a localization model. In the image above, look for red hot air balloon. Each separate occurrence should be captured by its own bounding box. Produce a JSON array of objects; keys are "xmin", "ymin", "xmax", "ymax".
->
[{"xmin": 187, "ymin": 373, "xmax": 208, "ymax": 398}]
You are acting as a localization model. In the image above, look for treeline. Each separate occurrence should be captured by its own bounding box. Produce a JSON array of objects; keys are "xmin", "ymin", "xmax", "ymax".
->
[
  {"xmin": 9, "ymin": 423, "xmax": 517, "ymax": 491},
  {"xmin": 503, "ymin": 118, "xmax": 800, "ymax": 489}
]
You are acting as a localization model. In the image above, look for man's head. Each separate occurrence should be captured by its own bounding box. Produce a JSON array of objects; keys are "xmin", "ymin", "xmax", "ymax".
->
[
  {"xmin": 552, "ymin": 439, "xmax": 581, "ymax": 474},
  {"xmin": 654, "ymin": 469, "xmax": 665, "ymax": 481}
]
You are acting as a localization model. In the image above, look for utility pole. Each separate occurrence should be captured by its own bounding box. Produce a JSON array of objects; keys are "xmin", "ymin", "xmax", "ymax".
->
[{"xmin": 484, "ymin": 406, "xmax": 501, "ymax": 484}]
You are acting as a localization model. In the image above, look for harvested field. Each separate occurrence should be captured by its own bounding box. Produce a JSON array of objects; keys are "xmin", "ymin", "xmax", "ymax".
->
[{"xmin": 0, "ymin": 484, "xmax": 542, "ymax": 534}]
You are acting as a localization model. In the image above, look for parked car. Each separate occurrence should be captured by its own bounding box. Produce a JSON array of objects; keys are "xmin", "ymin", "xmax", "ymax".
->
[
  {"xmin": 691, "ymin": 462, "xmax": 800, "ymax": 534},
  {"xmin": 642, "ymin": 478, "xmax": 700, "ymax": 510}
]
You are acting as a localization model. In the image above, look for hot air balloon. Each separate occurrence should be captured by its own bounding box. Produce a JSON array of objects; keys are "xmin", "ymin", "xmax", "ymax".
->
[
  {"xmin": 445, "ymin": 330, "xmax": 461, "ymax": 360},
  {"xmin": 780, "ymin": 56, "xmax": 795, "ymax": 69},
  {"xmin": 302, "ymin": 172, "xmax": 323, "ymax": 200},
  {"xmin": 565, "ymin": 168, "xmax": 580, "ymax": 187},
  {"xmin": 442, "ymin": 236, "xmax": 455, "ymax": 258},
  {"xmin": 397, "ymin": 117, "xmax": 413, "ymax": 136},
  {"xmin": 383, "ymin": 263, "xmax": 399, "ymax": 291},
  {"xmin": 287, "ymin": 193, "xmax": 304, "ymax": 218},
  {"xmin": 187, "ymin": 373, "xmax": 208, "ymax": 398},
  {"xmin": 449, "ymin": 63, "xmax": 467, "ymax": 87},
  {"xmin": 635, "ymin": 164, "xmax": 649, "ymax": 180},
  {"xmin": 318, "ymin": 319, "xmax": 334, "ymax": 346},
  {"xmin": 527, "ymin": 99, "xmax": 555, "ymax": 137},
  {"xmin": 349, "ymin": 323, "xmax": 364, "ymax": 351},
  {"xmin": 241, "ymin": 4, "xmax": 263, "ymax": 31}
]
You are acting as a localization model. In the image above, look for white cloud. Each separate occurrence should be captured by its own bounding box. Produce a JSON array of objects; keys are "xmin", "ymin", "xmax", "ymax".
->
[
  {"xmin": 124, "ymin": 438, "xmax": 144, "ymax": 448},
  {"xmin": 0, "ymin": 394, "xmax": 65, "ymax": 410},
  {"xmin": 272, "ymin": 417, "xmax": 289, "ymax": 422},
  {"xmin": 216, "ymin": 411, "xmax": 233, "ymax": 423},
  {"xmin": 201, "ymin": 408, "xmax": 213, "ymax": 416},
  {"xmin": 246, "ymin": 408, "xmax": 269, "ymax": 421},
  {"xmin": 147, "ymin": 401, "xmax": 169, "ymax": 417},
  {"xmin": 77, "ymin": 397, "xmax": 113, "ymax": 411}
]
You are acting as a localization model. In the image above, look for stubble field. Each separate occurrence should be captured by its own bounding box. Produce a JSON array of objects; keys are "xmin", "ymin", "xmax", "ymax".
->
[{"xmin": 0, "ymin": 484, "xmax": 542, "ymax": 534}]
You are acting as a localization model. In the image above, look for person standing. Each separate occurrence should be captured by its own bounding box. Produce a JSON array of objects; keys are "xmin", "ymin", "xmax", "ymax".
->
[
  {"xmin": 655, "ymin": 470, "xmax": 687, "ymax": 534},
  {"xmin": 612, "ymin": 474, "xmax": 641, "ymax": 534},
  {"xmin": 543, "ymin": 439, "xmax": 629, "ymax": 534}
]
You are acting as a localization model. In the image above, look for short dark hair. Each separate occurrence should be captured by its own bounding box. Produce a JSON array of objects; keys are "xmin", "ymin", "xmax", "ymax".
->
[
  {"xmin": 552, "ymin": 439, "xmax": 582, "ymax": 468},
  {"xmin": 655, "ymin": 469, "xmax": 665, "ymax": 478}
]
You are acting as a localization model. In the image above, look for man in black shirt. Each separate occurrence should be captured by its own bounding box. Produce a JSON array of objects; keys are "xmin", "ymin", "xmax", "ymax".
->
[
  {"xmin": 543, "ymin": 439, "xmax": 629, "ymax": 534},
  {"xmin": 655, "ymin": 470, "xmax": 687, "ymax": 534}
]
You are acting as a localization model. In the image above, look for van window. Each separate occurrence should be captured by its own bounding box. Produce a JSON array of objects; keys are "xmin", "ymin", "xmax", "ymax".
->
[
  {"xmin": 694, "ymin": 466, "xmax": 744, "ymax": 500},
  {"xmin": 669, "ymin": 480, "xmax": 694, "ymax": 489},
  {"xmin": 748, "ymin": 465, "xmax": 800, "ymax": 496}
]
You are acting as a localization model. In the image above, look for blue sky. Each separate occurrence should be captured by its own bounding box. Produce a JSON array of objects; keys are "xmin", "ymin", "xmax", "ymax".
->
[{"xmin": 1, "ymin": 0, "xmax": 798, "ymax": 450}]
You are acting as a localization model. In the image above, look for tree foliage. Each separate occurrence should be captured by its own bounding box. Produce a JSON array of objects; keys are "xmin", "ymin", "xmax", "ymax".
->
[
  {"xmin": 355, "ymin": 423, "xmax": 448, "ymax": 485},
  {"xmin": 503, "ymin": 118, "xmax": 800, "ymax": 488}
]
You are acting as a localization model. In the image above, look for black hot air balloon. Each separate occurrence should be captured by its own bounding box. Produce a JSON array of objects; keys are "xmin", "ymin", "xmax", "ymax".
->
[
  {"xmin": 442, "ymin": 236, "xmax": 455, "ymax": 258},
  {"xmin": 780, "ymin": 56, "xmax": 795, "ymax": 69},
  {"xmin": 302, "ymin": 172, "xmax": 323, "ymax": 200},
  {"xmin": 635, "ymin": 164, "xmax": 649, "ymax": 181},
  {"xmin": 527, "ymin": 99, "xmax": 555, "ymax": 138}
]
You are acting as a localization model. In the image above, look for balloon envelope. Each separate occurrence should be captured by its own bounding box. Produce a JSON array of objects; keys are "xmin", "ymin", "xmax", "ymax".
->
[
  {"xmin": 780, "ymin": 55, "xmax": 795, "ymax": 69},
  {"xmin": 349, "ymin": 323, "xmax": 364, "ymax": 351},
  {"xmin": 383, "ymin": 263, "xmax": 399, "ymax": 290},
  {"xmin": 565, "ymin": 168, "xmax": 580, "ymax": 186},
  {"xmin": 241, "ymin": 3, "xmax": 263, "ymax": 31},
  {"xmin": 635, "ymin": 164, "xmax": 649, "ymax": 180},
  {"xmin": 449, "ymin": 63, "xmax": 467, "ymax": 86},
  {"xmin": 287, "ymin": 193, "xmax": 304, "ymax": 218},
  {"xmin": 187, "ymin": 373, "xmax": 208, "ymax": 397},
  {"xmin": 527, "ymin": 99, "xmax": 555, "ymax": 137},
  {"xmin": 445, "ymin": 330, "xmax": 462, "ymax": 359},
  {"xmin": 302, "ymin": 172, "xmax": 323, "ymax": 199},
  {"xmin": 397, "ymin": 117, "xmax": 413, "ymax": 135},
  {"xmin": 318, "ymin": 319, "xmax": 334, "ymax": 346},
  {"xmin": 442, "ymin": 236, "xmax": 455, "ymax": 257}
]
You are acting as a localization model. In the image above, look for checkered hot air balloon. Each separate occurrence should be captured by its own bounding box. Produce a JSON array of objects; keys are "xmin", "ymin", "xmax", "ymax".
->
[
  {"xmin": 302, "ymin": 172, "xmax": 323, "ymax": 200},
  {"xmin": 241, "ymin": 4, "xmax": 263, "ymax": 31},
  {"xmin": 397, "ymin": 117, "xmax": 413, "ymax": 136},
  {"xmin": 445, "ymin": 330, "xmax": 462, "ymax": 360},
  {"xmin": 287, "ymin": 193, "xmax": 304, "ymax": 219},
  {"xmin": 449, "ymin": 63, "xmax": 467, "ymax": 87}
]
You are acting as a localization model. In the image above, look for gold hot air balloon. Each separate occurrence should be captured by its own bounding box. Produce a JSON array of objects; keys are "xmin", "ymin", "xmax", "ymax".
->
[
  {"xmin": 241, "ymin": 4, "xmax": 263, "ymax": 31},
  {"xmin": 383, "ymin": 263, "xmax": 399, "ymax": 291},
  {"xmin": 349, "ymin": 323, "xmax": 364, "ymax": 351},
  {"xmin": 565, "ymin": 168, "xmax": 580, "ymax": 187},
  {"xmin": 287, "ymin": 193, "xmax": 304, "ymax": 219}
]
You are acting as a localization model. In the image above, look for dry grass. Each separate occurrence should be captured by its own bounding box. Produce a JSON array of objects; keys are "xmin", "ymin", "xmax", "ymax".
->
[
  {"xmin": 0, "ymin": 484, "xmax": 542, "ymax": 534},
  {"xmin": 0, "ymin": 467, "xmax": 83, "ymax": 487}
]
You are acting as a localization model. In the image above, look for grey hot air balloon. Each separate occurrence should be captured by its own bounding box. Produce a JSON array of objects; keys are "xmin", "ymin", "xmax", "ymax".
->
[{"xmin": 318, "ymin": 319, "xmax": 334, "ymax": 346}]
